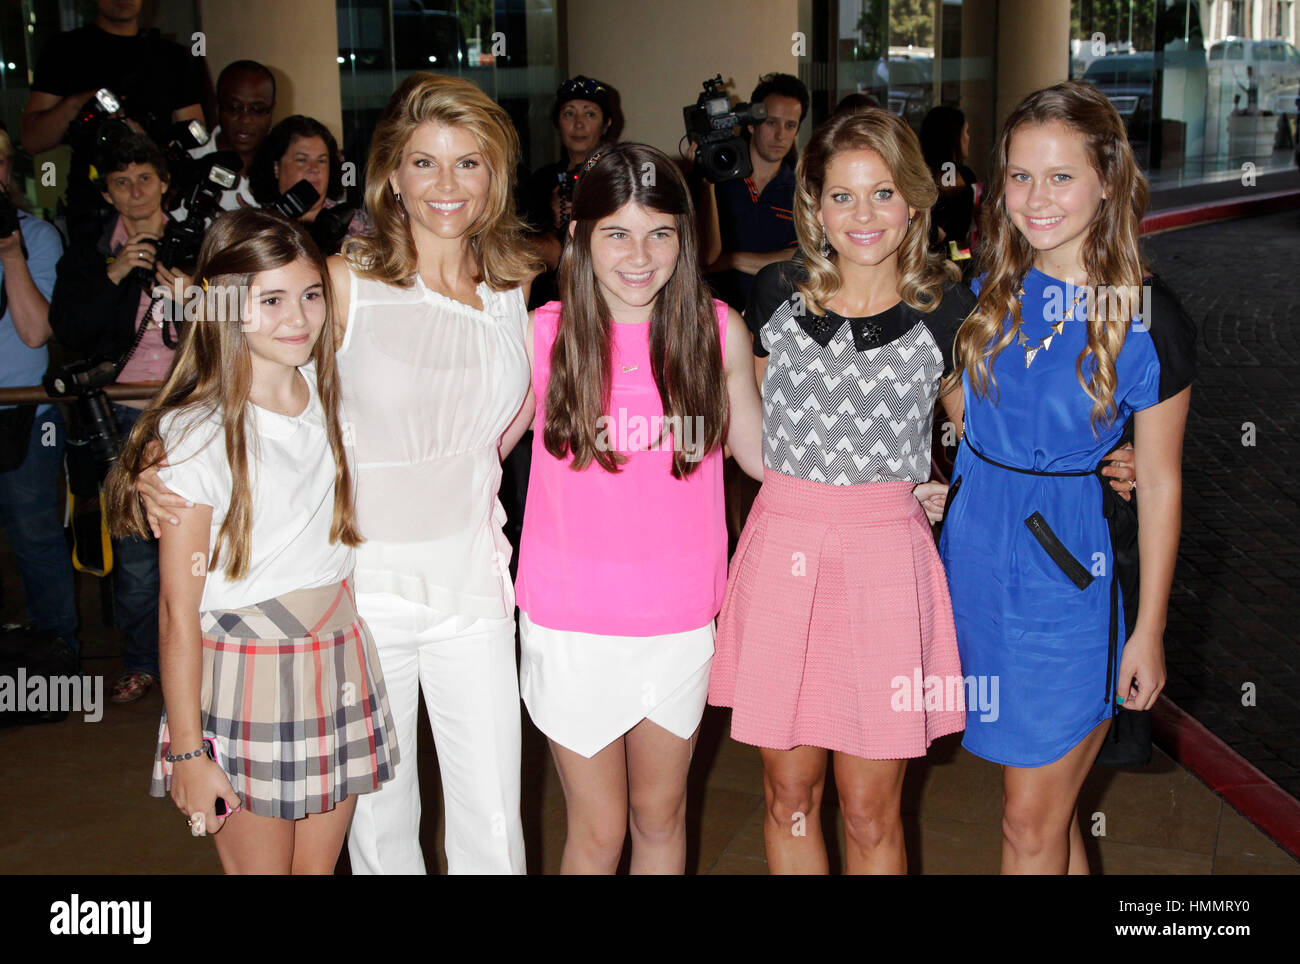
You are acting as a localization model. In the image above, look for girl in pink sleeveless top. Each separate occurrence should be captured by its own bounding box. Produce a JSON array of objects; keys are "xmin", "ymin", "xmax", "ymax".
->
[{"xmin": 501, "ymin": 145, "xmax": 763, "ymax": 873}]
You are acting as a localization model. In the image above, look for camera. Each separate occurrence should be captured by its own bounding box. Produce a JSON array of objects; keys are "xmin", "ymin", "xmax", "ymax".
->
[
  {"xmin": 42, "ymin": 358, "xmax": 123, "ymax": 471},
  {"xmin": 683, "ymin": 75, "xmax": 766, "ymax": 183},
  {"xmin": 264, "ymin": 178, "xmax": 320, "ymax": 220},
  {"xmin": 0, "ymin": 186, "xmax": 20, "ymax": 240},
  {"xmin": 66, "ymin": 88, "xmax": 126, "ymax": 156},
  {"xmin": 132, "ymin": 150, "xmax": 241, "ymax": 293},
  {"xmin": 555, "ymin": 166, "xmax": 580, "ymax": 229},
  {"xmin": 159, "ymin": 119, "xmax": 212, "ymax": 207}
]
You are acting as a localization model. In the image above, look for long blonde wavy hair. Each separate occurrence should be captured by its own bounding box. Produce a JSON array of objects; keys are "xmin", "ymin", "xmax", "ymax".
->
[
  {"xmin": 106, "ymin": 210, "xmax": 361, "ymax": 579},
  {"xmin": 793, "ymin": 107, "xmax": 956, "ymax": 315},
  {"xmin": 343, "ymin": 72, "xmax": 540, "ymax": 289},
  {"xmin": 951, "ymin": 81, "xmax": 1148, "ymax": 429}
]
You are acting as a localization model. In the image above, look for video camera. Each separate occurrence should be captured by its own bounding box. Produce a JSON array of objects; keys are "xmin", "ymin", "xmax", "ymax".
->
[{"xmin": 683, "ymin": 75, "xmax": 766, "ymax": 183}]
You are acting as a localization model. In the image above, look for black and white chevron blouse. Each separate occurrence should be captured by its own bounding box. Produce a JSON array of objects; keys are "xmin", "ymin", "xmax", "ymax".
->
[{"xmin": 745, "ymin": 260, "xmax": 976, "ymax": 486}]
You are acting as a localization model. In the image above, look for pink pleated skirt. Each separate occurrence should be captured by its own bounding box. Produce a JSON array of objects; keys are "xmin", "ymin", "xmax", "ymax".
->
[{"xmin": 708, "ymin": 472, "xmax": 965, "ymax": 759}]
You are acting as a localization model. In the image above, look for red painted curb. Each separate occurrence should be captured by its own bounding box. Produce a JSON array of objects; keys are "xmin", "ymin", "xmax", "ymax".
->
[
  {"xmin": 1141, "ymin": 188, "xmax": 1300, "ymax": 235},
  {"xmin": 1151, "ymin": 695, "xmax": 1300, "ymax": 861}
]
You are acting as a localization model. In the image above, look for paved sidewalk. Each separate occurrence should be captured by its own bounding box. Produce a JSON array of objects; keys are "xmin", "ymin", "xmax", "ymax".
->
[
  {"xmin": 1, "ymin": 667, "xmax": 1295, "ymax": 874},
  {"xmin": 1145, "ymin": 207, "xmax": 1300, "ymax": 800}
]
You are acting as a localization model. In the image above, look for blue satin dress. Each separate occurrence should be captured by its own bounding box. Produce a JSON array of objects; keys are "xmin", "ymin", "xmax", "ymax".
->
[{"xmin": 939, "ymin": 267, "xmax": 1194, "ymax": 767}]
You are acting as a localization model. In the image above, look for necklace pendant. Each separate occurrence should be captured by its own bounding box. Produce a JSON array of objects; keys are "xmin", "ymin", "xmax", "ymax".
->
[
  {"xmin": 1041, "ymin": 334, "xmax": 1054, "ymax": 352},
  {"xmin": 1024, "ymin": 346, "xmax": 1041, "ymax": 368},
  {"xmin": 621, "ymin": 364, "xmax": 638, "ymax": 373}
]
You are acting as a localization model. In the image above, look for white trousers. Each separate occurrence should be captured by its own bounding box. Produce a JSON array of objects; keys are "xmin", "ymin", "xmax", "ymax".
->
[{"xmin": 347, "ymin": 591, "xmax": 525, "ymax": 874}]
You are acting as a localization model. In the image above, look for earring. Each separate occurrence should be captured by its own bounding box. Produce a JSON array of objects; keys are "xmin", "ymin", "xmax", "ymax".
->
[
  {"xmin": 819, "ymin": 229, "xmax": 832, "ymax": 258},
  {"xmin": 394, "ymin": 191, "xmax": 402, "ymax": 202}
]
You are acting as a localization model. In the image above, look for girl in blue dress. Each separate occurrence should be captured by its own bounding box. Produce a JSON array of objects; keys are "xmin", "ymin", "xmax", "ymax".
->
[{"xmin": 938, "ymin": 81, "xmax": 1195, "ymax": 874}]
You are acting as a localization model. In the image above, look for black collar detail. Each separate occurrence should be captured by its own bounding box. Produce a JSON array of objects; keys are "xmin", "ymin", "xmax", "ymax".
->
[{"xmin": 793, "ymin": 300, "xmax": 907, "ymax": 352}]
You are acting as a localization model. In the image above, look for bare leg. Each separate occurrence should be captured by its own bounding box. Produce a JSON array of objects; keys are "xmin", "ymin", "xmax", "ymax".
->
[
  {"xmin": 624, "ymin": 718, "xmax": 697, "ymax": 875},
  {"xmin": 831, "ymin": 753, "xmax": 908, "ymax": 875},
  {"xmin": 760, "ymin": 745, "xmax": 830, "ymax": 874},
  {"xmin": 1001, "ymin": 718, "xmax": 1111, "ymax": 874},
  {"xmin": 1067, "ymin": 811, "xmax": 1090, "ymax": 875},
  {"xmin": 212, "ymin": 808, "xmax": 294, "ymax": 874},
  {"xmin": 290, "ymin": 796, "xmax": 358, "ymax": 875},
  {"xmin": 548, "ymin": 736, "xmax": 629, "ymax": 874}
]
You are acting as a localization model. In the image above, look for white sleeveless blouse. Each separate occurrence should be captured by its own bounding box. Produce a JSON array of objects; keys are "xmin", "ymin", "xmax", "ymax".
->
[{"xmin": 337, "ymin": 265, "xmax": 530, "ymax": 618}]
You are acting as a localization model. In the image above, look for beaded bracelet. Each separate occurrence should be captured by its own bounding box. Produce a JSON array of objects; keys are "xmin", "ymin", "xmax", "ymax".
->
[{"xmin": 165, "ymin": 744, "xmax": 209, "ymax": 763}]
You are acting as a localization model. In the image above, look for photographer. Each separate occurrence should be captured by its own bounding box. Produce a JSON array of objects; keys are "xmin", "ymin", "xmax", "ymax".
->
[
  {"xmin": 521, "ymin": 76, "xmax": 615, "ymax": 249},
  {"xmin": 183, "ymin": 60, "xmax": 276, "ymax": 212},
  {"xmin": 0, "ymin": 127, "xmax": 79, "ymax": 655},
  {"xmin": 693, "ymin": 72, "xmax": 808, "ymax": 311},
  {"xmin": 48, "ymin": 132, "xmax": 183, "ymax": 704},
  {"xmin": 22, "ymin": 0, "xmax": 204, "ymax": 244},
  {"xmin": 249, "ymin": 115, "xmax": 360, "ymax": 255}
]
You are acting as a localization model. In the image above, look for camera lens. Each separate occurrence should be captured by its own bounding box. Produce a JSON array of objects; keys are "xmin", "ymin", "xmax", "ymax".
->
[{"xmin": 714, "ymin": 147, "xmax": 736, "ymax": 172}]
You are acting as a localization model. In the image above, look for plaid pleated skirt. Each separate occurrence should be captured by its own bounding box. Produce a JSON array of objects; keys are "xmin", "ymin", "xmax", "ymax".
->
[
  {"xmin": 708, "ymin": 473, "xmax": 965, "ymax": 759},
  {"xmin": 150, "ymin": 579, "xmax": 399, "ymax": 820}
]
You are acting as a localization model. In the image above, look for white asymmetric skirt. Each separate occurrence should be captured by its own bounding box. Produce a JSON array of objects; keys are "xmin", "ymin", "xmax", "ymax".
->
[{"xmin": 518, "ymin": 612, "xmax": 714, "ymax": 758}]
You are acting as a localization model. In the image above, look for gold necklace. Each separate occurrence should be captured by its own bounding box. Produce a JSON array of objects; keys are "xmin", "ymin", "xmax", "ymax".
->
[{"xmin": 1013, "ymin": 285, "xmax": 1086, "ymax": 368}]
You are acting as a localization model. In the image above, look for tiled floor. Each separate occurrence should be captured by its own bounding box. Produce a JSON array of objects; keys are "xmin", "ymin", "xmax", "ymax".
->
[{"xmin": 2, "ymin": 655, "xmax": 1295, "ymax": 875}]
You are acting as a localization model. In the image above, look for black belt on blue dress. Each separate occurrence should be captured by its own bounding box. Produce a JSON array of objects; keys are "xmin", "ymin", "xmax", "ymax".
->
[{"xmin": 959, "ymin": 439, "xmax": 1122, "ymax": 721}]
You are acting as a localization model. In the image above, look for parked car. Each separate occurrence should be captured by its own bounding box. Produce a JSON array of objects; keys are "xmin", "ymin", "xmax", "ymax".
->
[
  {"xmin": 1083, "ymin": 52, "xmax": 1155, "ymax": 150},
  {"xmin": 885, "ymin": 57, "xmax": 933, "ymax": 131}
]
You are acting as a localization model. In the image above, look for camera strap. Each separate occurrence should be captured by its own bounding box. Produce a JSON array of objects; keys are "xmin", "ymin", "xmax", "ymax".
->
[{"xmin": 113, "ymin": 290, "xmax": 168, "ymax": 373}]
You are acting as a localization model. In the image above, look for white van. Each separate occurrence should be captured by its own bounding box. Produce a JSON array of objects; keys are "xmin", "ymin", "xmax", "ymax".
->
[{"xmin": 1208, "ymin": 37, "xmax": 1300, "ymax": 114}]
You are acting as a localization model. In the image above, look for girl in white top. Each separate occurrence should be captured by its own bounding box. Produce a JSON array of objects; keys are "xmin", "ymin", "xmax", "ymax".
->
[
  {"xmin": 142, "ymin": 74, "xmax": 541, "ymax": 874},
  {"xmin": 108, "ymin": 209, "xmax": 397, "ymax": 874}
]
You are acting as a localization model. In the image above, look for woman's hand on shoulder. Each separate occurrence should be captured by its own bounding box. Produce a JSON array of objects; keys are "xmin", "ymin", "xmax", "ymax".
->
[
  {"xmin": 137, "ymin": 440, "xmax": 191, "ymax": 537},
  {"xmin": 326, "ymin": 254, "xmax": 352, "ymax": 350}
]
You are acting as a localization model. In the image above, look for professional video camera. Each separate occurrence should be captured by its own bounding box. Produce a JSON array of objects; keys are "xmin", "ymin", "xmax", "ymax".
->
[{"xmin": 683, "ymin": 75, "xmax": 766, "ymax": 183}]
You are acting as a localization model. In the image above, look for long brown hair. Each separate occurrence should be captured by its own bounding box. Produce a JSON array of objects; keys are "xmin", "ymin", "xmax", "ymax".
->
[
  {"xmin": 343, "ymin": 72, "xmax": 540, "ymax": 289},
  {"xmin": 793, "ymin": 107, "xmax": 957, "ymax": 315},
  {"xmin": 107, "ymin": 209, "xmax": 361, "ymax": 578},
  {"xmin": 544, "ymin": 143, "xmax": 726, "ymax": 479},
  {"xmin": 952, "ymin": 80, "xmax": 1147, "ymax": 428}
]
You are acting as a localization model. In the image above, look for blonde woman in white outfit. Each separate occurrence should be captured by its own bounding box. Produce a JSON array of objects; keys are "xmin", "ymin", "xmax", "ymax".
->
[{"xmin": 140, "ymin": 73, "xmax": 539, "ymax": 874}]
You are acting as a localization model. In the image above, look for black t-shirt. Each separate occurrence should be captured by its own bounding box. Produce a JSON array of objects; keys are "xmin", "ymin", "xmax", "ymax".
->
[
  {"xmin": 708, "ymin": 163, "xmax": 797, "ymax": 312},
  {"xmin": 31, "ymin": 24, "xmax": 204, "ymax": 216}
]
